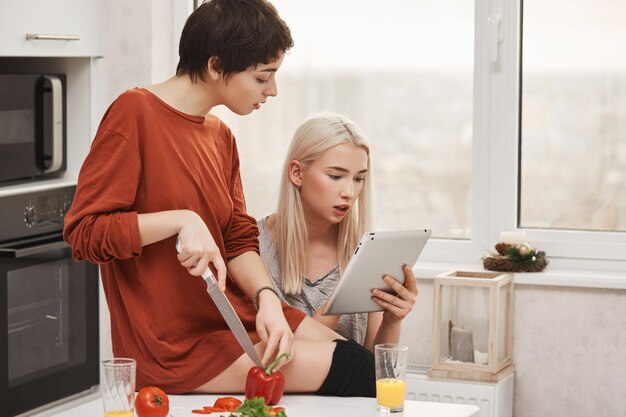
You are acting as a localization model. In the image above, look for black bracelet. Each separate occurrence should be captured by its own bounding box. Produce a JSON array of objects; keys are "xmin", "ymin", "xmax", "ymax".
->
[{"xmin": 253, "ymin": 285, "xmax": 279, "ymax": 311}]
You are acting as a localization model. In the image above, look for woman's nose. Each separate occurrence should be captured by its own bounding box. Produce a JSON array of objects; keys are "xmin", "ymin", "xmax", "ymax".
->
[
  {"xmin": 340, "ymin": 182, "xmax": 355, "ymax": 199},
  {"xmin": 264, "ymin": 78, "xmax": 277, "ymax": 97}
]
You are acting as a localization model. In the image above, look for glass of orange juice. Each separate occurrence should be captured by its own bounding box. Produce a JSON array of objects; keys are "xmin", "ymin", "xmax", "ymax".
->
[
  {"xmin": 375, "ymin": 344, "xmax": 408, "ymax": 413},
  {"xmin": 102, "ymin": 358, "xmax": 136, "ymax": 417}
]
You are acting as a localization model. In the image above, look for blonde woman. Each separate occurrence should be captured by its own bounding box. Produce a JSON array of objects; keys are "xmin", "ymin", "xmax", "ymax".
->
[{"xmin": 259, "ymin": 113, "xmax": 417, "ymax": 351}]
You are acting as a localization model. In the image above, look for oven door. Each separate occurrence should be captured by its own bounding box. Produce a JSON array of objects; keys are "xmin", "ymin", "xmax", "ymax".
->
[{"xmin": 0, "ymin": 239, "xmax": 99, "ymax": 417}]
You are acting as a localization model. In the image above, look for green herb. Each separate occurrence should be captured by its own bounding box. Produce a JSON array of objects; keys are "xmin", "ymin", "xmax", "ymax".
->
[{"xmin": 227, "ymin": 397, "xmax": 287, "ymax": 417}]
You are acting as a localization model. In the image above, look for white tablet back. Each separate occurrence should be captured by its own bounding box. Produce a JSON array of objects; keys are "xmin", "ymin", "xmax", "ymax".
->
[{"xmin": 323, "ymin": 229, "xmax": 431, "ymax": 315}]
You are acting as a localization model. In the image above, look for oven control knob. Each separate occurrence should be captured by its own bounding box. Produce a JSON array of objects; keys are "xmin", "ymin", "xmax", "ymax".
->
[{"xmin": 24, "ymin": 204, "xmax": 36, "ymax": 227}]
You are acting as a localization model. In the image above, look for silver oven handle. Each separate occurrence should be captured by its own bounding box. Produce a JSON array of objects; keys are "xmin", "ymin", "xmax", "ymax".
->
[
  {"xmin": 44, "ymin": 75, "xmax": 64, "ymax": 174},
  {"xmin": 26, "ymin": 33, "xmax": 80, "ymax": 41},
  {"xmin": 0, "ymin": 240, "xmax": 69, "ymax": 258}
]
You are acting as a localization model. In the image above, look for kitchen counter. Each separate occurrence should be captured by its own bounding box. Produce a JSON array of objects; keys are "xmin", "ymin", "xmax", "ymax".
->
[{"xmin": 49, "ymin": 394, "xmax": 479, "ymax": 417}]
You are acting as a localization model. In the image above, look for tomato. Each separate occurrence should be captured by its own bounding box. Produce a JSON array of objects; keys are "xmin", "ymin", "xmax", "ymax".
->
[
  {"xmin": 191, "ymin": 406, "xmax": 225, "ymax": 414},
  {"xmin": 135, "ymin": 386, "xmax": 170, "ymax": 417},
  {"xmin": 190, "ymin": 397, "xmax": 243, "ymax": 414},
  {"xmin": 268, "ymin": 406, "xmax": 285, "ymax": 416},
  {"xmin": 213, "ymin": 397, "xmax": 242, "ymax": 411}
]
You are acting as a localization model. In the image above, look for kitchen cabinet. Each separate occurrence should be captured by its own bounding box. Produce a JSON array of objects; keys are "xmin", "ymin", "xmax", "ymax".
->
[
  {"xmin": 0, "ymin": 0, "xmax": 103, "ymax": 57},
  {"xmin": 0, "ymin": 1, "xmax": 104, "ymax": 191}
]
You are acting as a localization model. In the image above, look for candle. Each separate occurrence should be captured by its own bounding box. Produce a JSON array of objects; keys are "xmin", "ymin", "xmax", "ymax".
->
[
  {"xmin": 473, "ymin": 349, "xmax": 489, "ymax": 365},
  {"xmin": 450, "ymin": 327, "xmax": 474, "ymax": 362},
  {"xmin": 499, "ymin": 230, "xmax": 527, "ymax": 245}
]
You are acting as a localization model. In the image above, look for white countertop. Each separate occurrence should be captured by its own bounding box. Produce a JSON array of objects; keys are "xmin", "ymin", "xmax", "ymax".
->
[{"xmin": 49, "ymin": 394, "xmax": 479, "ymax": 417}]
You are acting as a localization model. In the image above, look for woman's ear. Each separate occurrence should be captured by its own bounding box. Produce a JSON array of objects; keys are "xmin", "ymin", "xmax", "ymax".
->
[
  {"xmin": 288, "ymin": 160, "xmax": 304, "ymax": 188},
  {"xmin": 206, "ymin": 57, "xmax": 222, "ymax": 81}
]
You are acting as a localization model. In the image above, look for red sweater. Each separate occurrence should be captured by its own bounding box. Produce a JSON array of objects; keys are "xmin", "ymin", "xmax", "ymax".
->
[{"xmin": 64, "ymin": 89, "xmax": 305, "ymax": 393}]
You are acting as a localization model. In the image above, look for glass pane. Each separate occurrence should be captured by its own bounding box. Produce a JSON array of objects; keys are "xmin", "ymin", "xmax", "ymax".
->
[
  {"xmin": 7, "ymin": 252, "xmax": 87, "ymax": 388},
  {"xmin": 8, "ymin": 260, "xmax": 70, "ymax": 385},
  {"xmin": 520, "ymin": 0, "xmax": 626, "ymax": 232},
  {"xmin": 215, "ymin": 0, "xmax": 474, "ymax": 238},
  {"xmin": 438, "ymin": 285, "xmax": 489, "ymax": 365}
]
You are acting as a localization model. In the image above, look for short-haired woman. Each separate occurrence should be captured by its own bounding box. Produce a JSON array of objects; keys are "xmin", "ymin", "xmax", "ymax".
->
[{"xmin": 64, "ymin": 1, "xmax": 375, "ymax": 397}]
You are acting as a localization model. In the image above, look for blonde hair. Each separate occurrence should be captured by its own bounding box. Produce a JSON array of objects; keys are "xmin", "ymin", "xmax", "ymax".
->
[{"xmin": 274, "ymin": 113, "xmax": 374, "ymax": 295}]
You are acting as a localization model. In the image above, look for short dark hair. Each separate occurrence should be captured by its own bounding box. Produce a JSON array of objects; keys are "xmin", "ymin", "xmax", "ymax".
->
[{"xmin": 176, "ymin": 0, "xmax": 293, "ymax": 81}]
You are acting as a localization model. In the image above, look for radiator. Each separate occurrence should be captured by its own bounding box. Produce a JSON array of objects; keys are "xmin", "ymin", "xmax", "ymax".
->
[{"xmin": 406, "ymin": 365, "xmax": 514, "ymax": 417}]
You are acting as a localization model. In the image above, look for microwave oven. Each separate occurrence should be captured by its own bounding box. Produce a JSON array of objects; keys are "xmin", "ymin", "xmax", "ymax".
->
[{"xmin": 0, "ymin": 74, "xmax": 67, "ymax": 184}]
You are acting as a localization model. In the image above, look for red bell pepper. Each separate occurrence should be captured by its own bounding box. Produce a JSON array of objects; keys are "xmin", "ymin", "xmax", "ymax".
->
[{"xmin": 245, "ymin": 353, "xmax": 289, "ymax": 405}]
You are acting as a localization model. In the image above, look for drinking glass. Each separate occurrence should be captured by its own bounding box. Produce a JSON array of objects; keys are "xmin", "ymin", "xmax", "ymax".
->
[
  {"xmin": 101, "ymin": 358, "xmax": 136, "ymax": 417},
  {"xmin": 375, "ymin": 344, "xmax": 408, "ymax": 413}
]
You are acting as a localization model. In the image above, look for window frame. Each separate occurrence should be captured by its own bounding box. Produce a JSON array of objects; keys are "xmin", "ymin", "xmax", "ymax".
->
[
  {"xmin": 178, "ymin": 0, "xmax": 626, "ymax": 269},
  {"xmin": 430, "ymin": 0, "xmax": 626, "ymax": 269}
]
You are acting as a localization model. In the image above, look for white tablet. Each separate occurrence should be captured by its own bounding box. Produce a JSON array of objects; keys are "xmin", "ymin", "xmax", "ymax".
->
[{"xmin": 322, "ymin": 229, "xmax": 432, "ymax": 315}]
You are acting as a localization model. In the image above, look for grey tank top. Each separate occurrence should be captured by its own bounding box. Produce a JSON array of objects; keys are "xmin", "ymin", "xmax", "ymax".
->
[{"xmin": 257, "ymin": 216, "xmax": 367, "ymax": 344}]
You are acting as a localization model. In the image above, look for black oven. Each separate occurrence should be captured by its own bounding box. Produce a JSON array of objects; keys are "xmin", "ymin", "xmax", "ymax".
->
[
  {"xmin": 0, "ymin": 73, "xmax": 67, "ymax": 185},
  {"xmin": 0, "ymin": 185, "xmax": 99, "ymax": 417}
]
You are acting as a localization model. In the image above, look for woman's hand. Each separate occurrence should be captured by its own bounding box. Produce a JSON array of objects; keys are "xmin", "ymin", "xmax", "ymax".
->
[
  {"xmin": 256, "ymin": 292, "xmax": 294, "ymax": 372},
  {"xmin": 371, "ymin": 265, "xmax": 418, "ymax": 323},
  {"xmin": 176, "ymin": 210, "xmax": 227, "ymax": 291}
]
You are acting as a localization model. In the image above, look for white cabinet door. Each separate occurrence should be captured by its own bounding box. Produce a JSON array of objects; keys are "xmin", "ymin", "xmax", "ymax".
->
[{"xmin": 0, "ymin": 0, "xmax": 103, "ymax": 57}]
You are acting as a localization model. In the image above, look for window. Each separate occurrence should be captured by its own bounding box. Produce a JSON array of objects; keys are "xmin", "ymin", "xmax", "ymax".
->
[
  {"xmin": 205, "ymin": 0, "xmax": 626, "ymax": 266},
  {"xmin": 215, "ymin": 0, "xmax": 474, "ymax": 239},
  {"xmin": 520, "ymin": 0, "xmax": 626, "ymax": 233}
]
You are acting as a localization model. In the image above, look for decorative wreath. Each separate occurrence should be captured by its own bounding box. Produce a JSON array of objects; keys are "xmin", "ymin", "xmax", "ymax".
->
[{"xmin": 483, "ymin": 242, "xmax": 548, "ymax": 273}]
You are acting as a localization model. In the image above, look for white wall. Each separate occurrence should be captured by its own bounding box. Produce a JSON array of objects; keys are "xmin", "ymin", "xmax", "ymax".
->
[
  {"xmin": 98, "ymin": 2, "xmax": 626, "ymax": 416},
  {"xmin": 102, "ymin": 0, "xmax": 152, "ymax": 106},
  {"xmin": 511, "ymin": 285, "xmax": 626, "ymax": 417}
]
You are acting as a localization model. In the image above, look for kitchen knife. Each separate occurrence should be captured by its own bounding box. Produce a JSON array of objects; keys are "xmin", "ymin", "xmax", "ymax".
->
[{"xmin": 176, "ymin": 239, "xmax": 264, "ymax": 368}]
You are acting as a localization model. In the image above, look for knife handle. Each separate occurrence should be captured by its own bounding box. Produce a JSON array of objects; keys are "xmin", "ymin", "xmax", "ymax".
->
[
  {"xmin": 175, "ymin": 238, "xmax": 217, "ymax": 285},
  {"xmin": 202, "ymin": 268, "xmax": 217, "ymax": 284}
]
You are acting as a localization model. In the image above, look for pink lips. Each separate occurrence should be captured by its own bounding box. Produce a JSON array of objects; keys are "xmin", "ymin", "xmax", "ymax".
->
[{"xmin": 333, "ymin": 204, "xmax": 350, "ymax": 216}]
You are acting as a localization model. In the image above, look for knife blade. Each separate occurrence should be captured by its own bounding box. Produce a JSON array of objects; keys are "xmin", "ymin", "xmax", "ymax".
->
[{"xmin": 176, "ymin": 239, "xmax": 264, "ymax": 368}]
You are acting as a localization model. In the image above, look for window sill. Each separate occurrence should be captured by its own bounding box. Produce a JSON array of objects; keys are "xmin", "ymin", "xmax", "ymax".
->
[{"xmin": 412, "ymin": 262, "xmax": 626, "ymax": 290}]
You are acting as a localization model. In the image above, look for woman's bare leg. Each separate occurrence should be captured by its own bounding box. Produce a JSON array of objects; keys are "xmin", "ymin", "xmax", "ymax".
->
[
  {"xmin": 191, "ymin": 316, "xmax": 342, "ymax": 393},
  {"xmin": 293, "ymin": 313, "xmax": 345, "ymax": 342}
]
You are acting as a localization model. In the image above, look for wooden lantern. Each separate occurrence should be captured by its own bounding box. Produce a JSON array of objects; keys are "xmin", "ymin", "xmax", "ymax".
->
[{"xmin": 428, "ymin": 271, "xmax": 515, "ymax": 382}]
